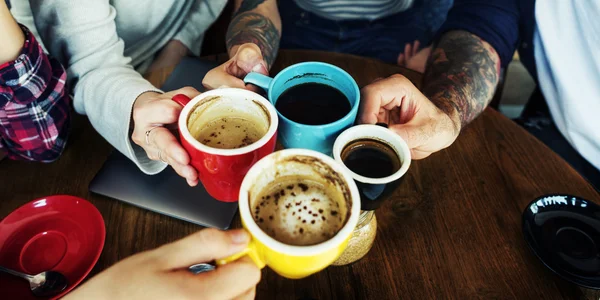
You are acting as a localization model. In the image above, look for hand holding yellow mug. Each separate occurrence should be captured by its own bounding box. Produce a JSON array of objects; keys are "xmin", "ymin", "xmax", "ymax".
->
[{"xmin": 216, "ymin": 149, "xmax": 361, "ymax": 279}]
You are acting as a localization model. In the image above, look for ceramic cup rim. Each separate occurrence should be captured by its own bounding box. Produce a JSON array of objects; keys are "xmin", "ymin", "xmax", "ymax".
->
[
  {"xmin": 333, "ymin": 124, "xmax": 411, "ymax": 184},
  {"xmin": 178, "ymin": 88, "xmax": 278, "ymax": 156},
  {"xmin": 238, "ymin": 148, "xmax": 361, "ymax": 256},
  {"xmin": 269, "ymin": 62, "xmax": 360, "ymax": 129}
]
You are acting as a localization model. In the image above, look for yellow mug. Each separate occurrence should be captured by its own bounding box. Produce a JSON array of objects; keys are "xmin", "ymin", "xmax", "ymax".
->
[{"xmin": 216, "ymin": 149, "xmax": 361, "ymax": 279}]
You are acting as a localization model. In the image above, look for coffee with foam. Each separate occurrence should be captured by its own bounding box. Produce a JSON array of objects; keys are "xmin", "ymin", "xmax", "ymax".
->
[
  {"xmin": 187, "ymin": 96, "xmax": 269, "ymax": 149},
  {"xmin": 247, "ymin": 155, "xmax": 351, "ymax": 246},
  {"xmin": 253, "ymin": 176, "xmax": 345, "ymax": 246}
]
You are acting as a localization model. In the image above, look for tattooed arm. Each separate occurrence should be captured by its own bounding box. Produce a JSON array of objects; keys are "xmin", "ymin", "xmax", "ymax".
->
[
  {"xmin": 226, "ymin": 0, "xmax": 281, "ymax": 69},
  {"xmin": 203, "ymin": 0, "xmax": 280, "ymax": 90},
  {"xmin": 358, "ymin": 31, "xmax": 502, "ymax": 159},
  {"xmin": 423, "ymin": 31, "xmax": 501, "ymax": 130}
]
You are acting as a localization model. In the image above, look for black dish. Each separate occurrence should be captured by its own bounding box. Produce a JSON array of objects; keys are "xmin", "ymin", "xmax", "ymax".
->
[{"xmin": 522, "ymin": 194, "xmax": 600, "ymax": 289}]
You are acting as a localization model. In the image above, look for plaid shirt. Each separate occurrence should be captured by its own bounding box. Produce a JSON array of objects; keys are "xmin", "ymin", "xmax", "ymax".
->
[{"xmin": 0, "ymin": 25, "xmax": 70, "ymax": 162}]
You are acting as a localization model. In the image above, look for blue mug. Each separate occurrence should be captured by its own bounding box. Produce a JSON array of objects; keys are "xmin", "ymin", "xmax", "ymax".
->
[{"xmin": 244, "ymin": 62, "xmax": 360, "ymax": 155}]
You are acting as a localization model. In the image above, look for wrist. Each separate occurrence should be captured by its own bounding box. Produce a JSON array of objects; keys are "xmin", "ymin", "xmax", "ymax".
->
[{"xmin": 429, "ymin": 95, "xmax": 463, "ymax": 134}]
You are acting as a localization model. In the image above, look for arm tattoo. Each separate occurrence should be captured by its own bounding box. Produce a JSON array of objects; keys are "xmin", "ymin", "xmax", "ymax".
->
[
  {"xmin": 422, "ymin": 30, "xmax": 501, "ymax": 129},
  {"xmin": 226, "ymin": 0, "xmax": 280, "ymax": 68}
]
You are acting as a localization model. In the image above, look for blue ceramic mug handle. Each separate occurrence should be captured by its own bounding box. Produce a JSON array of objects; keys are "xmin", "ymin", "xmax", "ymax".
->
[{"xmin": 244, "ymin": 72, "xmax": 273, "ymax": 92}]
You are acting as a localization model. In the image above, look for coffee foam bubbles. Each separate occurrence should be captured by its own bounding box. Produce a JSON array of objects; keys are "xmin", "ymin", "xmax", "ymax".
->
[
  {"xmin": 253, "ymin": 178, "xmax": 344, "ymax": 246},
  {"xmin": 247, "ymin": 154, "xmax": 352, "ymax": 246},
  {"xmin": 187, "ymin": 96, "xmax": 270, "ymax": 148}
]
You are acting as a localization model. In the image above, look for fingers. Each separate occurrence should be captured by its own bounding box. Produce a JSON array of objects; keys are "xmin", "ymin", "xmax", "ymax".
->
[
  {"xmin": 203, "ymin": 44, "xmax": 268, "ymax": 93},
  {"xmin": 148, "ymin": 128, "xmax": 198, "ymax": 186},
  {"xmin": 397, "ymin": 53, "xmax": 405, "ymax": 66},
  {"xmin": 151, "ymin": 127, "xmax": 188, "ymax": 165},
  {"xmin": 134, "ymin": 99, "xmax": 182, "ymax": 127},
  {"xmin": 233, "ymin": 287, "xmax": 257, "ymax": 300},
  {"xmin": 412, "ymin": 40, "xmax": 421, "ymax": 56},
  {"xmin": 153, "ymin": 229, "xmax": 250, "ymax": 270},
  {"xmin": 358, "ymin": 75, "xmax": 413, "ymax": 124},
  {"xmin": 194, "ymin": 259, "xmax": 261, "ymax": 300},
  {"xmin": 163, "ymin": 86, "xmax": 201, "ymax": 100},
  {"xmin": 203, "ymin": 62, "xmax": 248, "ymax": 90},
  {"xmin": 404, "ymin": 42, "xmax": 412, "ymax": 62},
  {"xmin": 233, "ymin": 44, "xmax": 268, "ymax": 75}
]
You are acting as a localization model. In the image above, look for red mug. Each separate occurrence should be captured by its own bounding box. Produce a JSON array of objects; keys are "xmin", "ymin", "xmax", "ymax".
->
[{"xmin": 171, "ymin": 88, "xmax": 278, "ymax": 202}]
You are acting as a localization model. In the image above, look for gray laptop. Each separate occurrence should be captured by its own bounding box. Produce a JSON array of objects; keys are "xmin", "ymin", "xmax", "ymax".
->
[{"xmin": 89, "ymin": 57, "xmax": 238, "ymax": 229}]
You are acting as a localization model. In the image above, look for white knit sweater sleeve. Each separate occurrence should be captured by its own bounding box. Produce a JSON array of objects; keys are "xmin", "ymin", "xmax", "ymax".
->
[{"xmin": 28, "ymin": 0, "xmax": 166, "ymax": 174}]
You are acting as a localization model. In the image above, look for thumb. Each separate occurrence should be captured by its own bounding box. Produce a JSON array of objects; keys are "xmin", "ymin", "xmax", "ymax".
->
[
  {"xmin": 235, "ymin": 45, "xmax": 268, "ymax": 75},
  {"xmin": 153, "ymin": 229, "xmax": 250, "ymax": 270},
  {"xmin": 203, "ymin": 64, "xmax": 248, "ymax": 90}
]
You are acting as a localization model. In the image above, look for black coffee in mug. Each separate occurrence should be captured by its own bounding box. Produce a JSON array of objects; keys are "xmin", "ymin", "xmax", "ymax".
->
[
  {"xmin": 275, "ymin": 83, "xmax": 351, "ymax": 125},
  {"xmin": 341, "ymin": 139, "xmax": 402, "ymax": 210},
  {"xmin": 341, "ymin": 139, "xmax": 401, "ymax": 178}
]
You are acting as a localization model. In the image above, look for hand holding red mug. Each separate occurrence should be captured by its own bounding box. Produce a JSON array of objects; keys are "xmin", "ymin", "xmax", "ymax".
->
[
  {"xmin": 131, "ymin": 87, "xmax": 202, "ymax": 186},
  {"xmin": 169, "ymin": 88, "xmax": 278, "ymax": 202}
]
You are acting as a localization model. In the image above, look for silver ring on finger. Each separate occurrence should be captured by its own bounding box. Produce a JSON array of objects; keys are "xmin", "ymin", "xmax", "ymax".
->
[
  {"xmin": 157, "ymin": 149, "xmax": 168, "ymax": 163},
  {"xmin": 145, "ymin": 126, "xmax": 161, "ymax": 146}
]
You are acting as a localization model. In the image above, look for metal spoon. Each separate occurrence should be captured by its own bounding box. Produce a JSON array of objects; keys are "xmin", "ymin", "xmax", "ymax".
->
[{"xmin": 0, "ymin": 265, "xmax": 67, "ymax": 297}]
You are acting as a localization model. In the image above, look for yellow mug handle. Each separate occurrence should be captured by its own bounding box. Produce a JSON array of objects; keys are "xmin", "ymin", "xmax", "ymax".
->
[{"xmin": 215, "ymin": 239, "xmax": 266, "ymax": 269}]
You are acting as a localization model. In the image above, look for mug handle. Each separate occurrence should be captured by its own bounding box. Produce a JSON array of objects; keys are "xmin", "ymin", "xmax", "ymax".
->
[
  {"xmin": 172, "ymin": 94, "xmax": 192, "ymax": 107},
  {"xmin": 215, "ymin": 239, "xmax": 266, "ymax": 269},
  {"xmin": 244, "ymin": 72, "xmax": 273, "ymax": 92}
]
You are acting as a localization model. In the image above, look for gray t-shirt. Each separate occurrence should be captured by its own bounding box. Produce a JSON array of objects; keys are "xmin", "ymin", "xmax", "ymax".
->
[{"xmin": 294, "ymin": 0, "xmax": 414, "ymax": 21}]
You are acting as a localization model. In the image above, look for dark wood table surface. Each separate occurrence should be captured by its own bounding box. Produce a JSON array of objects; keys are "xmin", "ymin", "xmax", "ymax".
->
[{"xmin": 2, "ymin": 50, "xmax": 600, "ymax": 299}]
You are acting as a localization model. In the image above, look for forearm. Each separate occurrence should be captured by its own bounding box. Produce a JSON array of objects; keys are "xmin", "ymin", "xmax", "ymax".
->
[
  {"xmin": 0, "ymin": 1, "xmax": 25, "ymax": 64},
  {"xmin": 226, "ymin": 0, "xmax": 281, "ymax": 68},
  {"xmin": 422, "ymin": 30, "xmax": 501, "ymax": 130}
]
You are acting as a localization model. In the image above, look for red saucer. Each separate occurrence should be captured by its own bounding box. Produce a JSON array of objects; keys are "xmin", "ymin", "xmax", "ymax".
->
[{"xmin": 0, "ymin": 195, "xmax": 105, "ymax": 299}]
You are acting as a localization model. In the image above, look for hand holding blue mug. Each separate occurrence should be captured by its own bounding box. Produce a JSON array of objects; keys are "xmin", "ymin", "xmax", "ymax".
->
[{"xmin": 244, "ymin": 62, "xmax": 360, "ymax": 155}]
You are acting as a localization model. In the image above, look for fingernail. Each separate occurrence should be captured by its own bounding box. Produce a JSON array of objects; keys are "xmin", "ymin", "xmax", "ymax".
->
[
  {"xmin": 251, "ymin": 64, "xmax": 263, "ymax": 72},
  {"xmin": 231, "ymin": 230, "xmax": 250, "ymax": 244}
]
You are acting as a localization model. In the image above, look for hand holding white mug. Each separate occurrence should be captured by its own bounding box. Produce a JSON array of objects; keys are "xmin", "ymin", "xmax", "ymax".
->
[
  {"xmin": 63, "ymin": 229, "xmax": 261, "ymax": 300},
  {"xmin": 131, "ymin": 87, "xmax": 201, "ymax": 186},
  {"xmin": 202, "ymin": 43, "xmax": 269, "ymax": 92},
  {"xmin": 358, "ymin": 74, "xmax": 460, "ymax": 159}
]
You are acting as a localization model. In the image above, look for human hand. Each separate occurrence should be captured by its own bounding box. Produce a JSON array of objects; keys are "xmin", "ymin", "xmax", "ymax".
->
[
  {"xmin": 397, "ymin": 40, "xmax": 431, "ymax": 73},
  {"xmin": 131, "ymin": 87, "xmax": 200, "ymax": 186},
  {"xmin": 146, "ymin": 40, "xmax": 191, "ymax": 75},
  {"xmin": 203, "ymin": 43, "xmax": 268, "ymax": 92},
  {"xmin": 358, "ymin": 74, "xmax": 460, "ymax": 159},
  {"xmin": 63, "ymin": 229, "xmax": 261, "ymax": 300}
]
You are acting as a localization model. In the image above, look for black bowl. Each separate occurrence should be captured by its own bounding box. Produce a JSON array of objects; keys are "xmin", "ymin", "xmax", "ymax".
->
[{"xmin": 522, "ymin": 194, "xmax": 600, "ymax": 289}]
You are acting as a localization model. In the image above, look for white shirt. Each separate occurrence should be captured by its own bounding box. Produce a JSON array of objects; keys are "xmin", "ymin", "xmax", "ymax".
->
[
  {"xmin": 535, "ymin": 1, "xmax": 600, "ymax": 171},
  {"xmin": 11, "ymin": 0, "xmax": 227, "ymax": 174}
]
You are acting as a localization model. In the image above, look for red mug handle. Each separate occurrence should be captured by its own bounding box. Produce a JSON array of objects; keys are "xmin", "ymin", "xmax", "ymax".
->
[{"xmin": 172, "ymin": 94, "xmax": 192, "ymax": 107}]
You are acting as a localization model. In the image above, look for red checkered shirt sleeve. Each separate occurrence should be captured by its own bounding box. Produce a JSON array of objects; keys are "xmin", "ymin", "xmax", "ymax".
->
[{"xmin": 0, "ymin": 25, "xmax": 70, "ymax": 162}]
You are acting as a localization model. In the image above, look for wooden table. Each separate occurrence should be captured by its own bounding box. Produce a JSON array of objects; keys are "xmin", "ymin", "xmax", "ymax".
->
[{"xmin": 2, "ymin": 50, "xmax": 599, "ymax": 299}]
